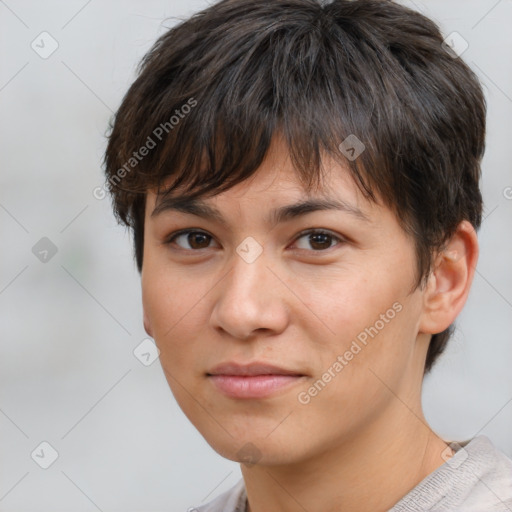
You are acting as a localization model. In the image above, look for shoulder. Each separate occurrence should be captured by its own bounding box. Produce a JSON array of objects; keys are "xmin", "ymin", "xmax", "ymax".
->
[{"xmin": 390, "ymin": 435, "xmax": 512, "ymax": 512}]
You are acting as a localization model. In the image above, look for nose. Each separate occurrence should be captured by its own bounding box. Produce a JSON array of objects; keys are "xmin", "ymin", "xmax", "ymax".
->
[{"xmin": 210, "ymin": 248, "xmax": 290, "ymax": 340}]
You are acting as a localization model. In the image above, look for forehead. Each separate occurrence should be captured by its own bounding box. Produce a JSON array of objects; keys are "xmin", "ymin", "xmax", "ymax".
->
[{"xmin": 145, "ymin": 135, "xmax": 381, "ymax": 221}]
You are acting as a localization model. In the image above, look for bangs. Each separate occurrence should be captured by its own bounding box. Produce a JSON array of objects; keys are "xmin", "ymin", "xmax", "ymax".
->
[{"xmin": 107, "ymin": 7, "xmax": 390, "ymax": 209}]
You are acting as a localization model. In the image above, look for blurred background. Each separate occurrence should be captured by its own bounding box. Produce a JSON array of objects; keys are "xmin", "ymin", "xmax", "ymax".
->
[{"xmin": 1, "ymin": 0, "xmax": 511, "ymax": 510}]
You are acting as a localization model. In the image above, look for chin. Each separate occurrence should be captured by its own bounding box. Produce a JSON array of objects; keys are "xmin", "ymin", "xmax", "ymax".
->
[{"xmin": 199, "ymin": 427, "xmax": 306, "ymax": 468}]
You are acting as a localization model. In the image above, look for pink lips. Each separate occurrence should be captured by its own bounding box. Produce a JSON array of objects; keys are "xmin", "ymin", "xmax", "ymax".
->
[{"xmin": 207, "ymin": 362, "xmax": 306, "ymax": 399}]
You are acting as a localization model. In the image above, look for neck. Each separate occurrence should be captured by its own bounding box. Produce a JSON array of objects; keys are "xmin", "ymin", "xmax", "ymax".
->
[{"xmin": 242, "ymin": 400, "xmax": 451, "ymax": 512}]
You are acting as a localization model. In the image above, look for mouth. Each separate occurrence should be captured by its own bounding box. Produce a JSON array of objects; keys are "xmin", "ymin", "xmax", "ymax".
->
[{"xmin": 206, "ymin": 361, "xmax": 307, "ymax": 399}]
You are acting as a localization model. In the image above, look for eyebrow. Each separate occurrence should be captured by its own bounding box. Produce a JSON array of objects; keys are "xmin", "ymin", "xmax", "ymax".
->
[{"xmin": 151, "ymin": 195, "xmax": 370, "ymax": 226}]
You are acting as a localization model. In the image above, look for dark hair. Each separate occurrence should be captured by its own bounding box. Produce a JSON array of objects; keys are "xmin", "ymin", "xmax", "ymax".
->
[{"xmin": 103, "ymin": 0, "xmax": 486, "ymax": 375}]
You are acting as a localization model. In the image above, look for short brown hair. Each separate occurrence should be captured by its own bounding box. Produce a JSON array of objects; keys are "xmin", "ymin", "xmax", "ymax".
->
[{"xmin": 103, "ymin": 0, "xmax": 486, "ymax": 375}]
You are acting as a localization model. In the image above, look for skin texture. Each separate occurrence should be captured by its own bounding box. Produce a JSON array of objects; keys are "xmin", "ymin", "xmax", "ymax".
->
[{"xmin": 141, "ymin": 134, "xmax": 479, "ymax": 512}]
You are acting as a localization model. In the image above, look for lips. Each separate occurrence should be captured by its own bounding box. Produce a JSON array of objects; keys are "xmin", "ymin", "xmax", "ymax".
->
[
  {"xmin": 206, "ymin": 361, "xmax": 307, "ymax": 399},
  {"xmin": 206, "ymin": 361, "xmax": 305, "ymax": 377}
]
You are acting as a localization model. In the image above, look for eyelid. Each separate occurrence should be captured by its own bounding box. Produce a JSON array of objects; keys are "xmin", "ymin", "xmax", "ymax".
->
[{"xmin": 293, "ymin": 228, "xmax": 344, "ymax": 241}]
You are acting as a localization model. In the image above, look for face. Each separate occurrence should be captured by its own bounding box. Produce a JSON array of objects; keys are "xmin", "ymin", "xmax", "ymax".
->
[{"xmin": 141, "ymin": 134, "xmax": 430, "ymax": 466}]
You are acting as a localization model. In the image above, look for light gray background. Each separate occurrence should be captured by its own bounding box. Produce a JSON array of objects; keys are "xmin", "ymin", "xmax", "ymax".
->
[{"xmin": 1, "ymin": 1, "xmax": 511, "ymax": 511}]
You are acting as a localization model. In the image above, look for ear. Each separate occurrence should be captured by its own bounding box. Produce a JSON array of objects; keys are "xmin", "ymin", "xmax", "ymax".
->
[
  {"xmin": 419, "ymin": 220, "xmax": 479, "ymax": 335},
  {"xmin": 143, "ymin": 305, "xmax": 153, "ymax": 338}
]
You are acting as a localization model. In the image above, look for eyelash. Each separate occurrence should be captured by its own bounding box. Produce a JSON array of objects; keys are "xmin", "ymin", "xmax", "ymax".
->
[{"xmin": 163, "ymin": 228, "xmax": 345, "ymax": 253}]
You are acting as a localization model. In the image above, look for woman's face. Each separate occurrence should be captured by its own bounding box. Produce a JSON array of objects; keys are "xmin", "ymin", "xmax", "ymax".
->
[{"xmin": 141, "ymin": 135, "xmax": 430, "ymax": 466}]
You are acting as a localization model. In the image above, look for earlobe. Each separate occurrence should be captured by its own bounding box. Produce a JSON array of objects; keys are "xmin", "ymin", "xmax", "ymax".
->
[
  {"xmin": 419, "ymin": 220, "xmax": 479, "ymax": 334},
  {"xmin": 143, "ymin": 306, "xmax": 153, "ymax": 338}
]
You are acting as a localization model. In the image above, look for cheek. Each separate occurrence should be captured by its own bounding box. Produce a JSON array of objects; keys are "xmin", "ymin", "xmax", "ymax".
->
[
  {"xmin": 297, "ymin": 261, "xmax": 408, "ymax": 346},
  {"xmin": 141, "ymin": 266, "xmax": 214, "ymax": 420},
  {"xmin": 141, "ymin": 262, "xmax": 210, "ymax": 367},
  {"xmin": 296, "ymin": 261, "xmax": 420, "ymax": 396},
  {"xmin": 293, "ymin": 301, "xmax": 419, "ymax": 446}
]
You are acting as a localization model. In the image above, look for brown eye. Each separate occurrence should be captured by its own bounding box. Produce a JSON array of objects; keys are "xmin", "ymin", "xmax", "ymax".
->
[
  {"xmin": 166, "ymin": 230, "xmax": 214, "ymax": 250},
  {"xmin": 293, "ymin": 229, "xmax": 344, "ymax": 251}
]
